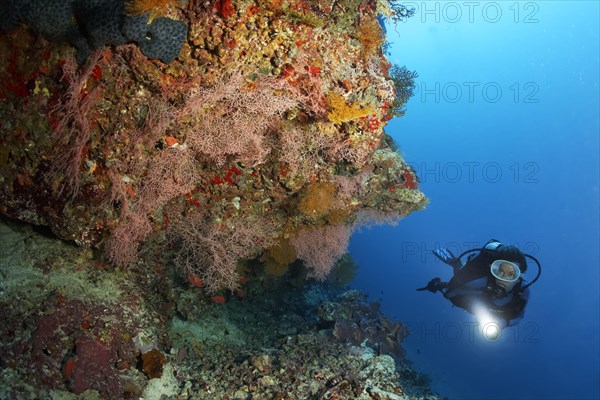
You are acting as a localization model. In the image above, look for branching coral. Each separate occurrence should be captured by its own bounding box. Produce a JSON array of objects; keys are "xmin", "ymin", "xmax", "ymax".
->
[
  {"xmin": 48, "ymin": 51, "xmax": 104, "ymax": 198},
  {"xmin": 292, "ymin": 225, "xmax": 353, "ymax": 280},
  {"xmin": 171, "ymin": 211, "xmax": 276, "ymax": 293},
  {"xmin": 177, "ymin": 74, "xmax": 298, "ymax": 166}
]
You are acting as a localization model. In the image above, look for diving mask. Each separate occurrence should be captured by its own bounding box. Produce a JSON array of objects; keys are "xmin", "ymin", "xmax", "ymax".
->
[{"xmin": 490, "ymin": 260, "xmax": 521, "ymax": 291}]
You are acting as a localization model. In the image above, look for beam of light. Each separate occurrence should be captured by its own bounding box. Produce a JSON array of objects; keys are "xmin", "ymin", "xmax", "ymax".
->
[{"xmin": 473, "ymin": 303, "xmax": 502, "ymax": 341}]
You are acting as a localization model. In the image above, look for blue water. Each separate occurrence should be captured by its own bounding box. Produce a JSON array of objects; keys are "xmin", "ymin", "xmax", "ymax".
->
[{"xmin": 350, "ymin": 2, "xmax": 600, "ymax": 399}]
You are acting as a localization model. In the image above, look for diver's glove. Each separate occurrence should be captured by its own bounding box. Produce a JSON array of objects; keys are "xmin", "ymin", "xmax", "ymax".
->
[
  {"xmin": 433, "ymin": 248, "xmax": 462, "ymax": 269},
  {"xmin": 417, "ymin": 277, "xmax": 447, "ymax": 293}
]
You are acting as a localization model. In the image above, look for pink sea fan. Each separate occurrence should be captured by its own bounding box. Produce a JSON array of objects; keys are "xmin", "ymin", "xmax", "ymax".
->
[
  {"xmin": 105, "ymin": 208, "xmax": 153, "ymax": 266},
  {"xmin": 278, "ymin": 124, "xmax": 336, "ymax": 178},
  {"xmin": 49, "ymin": 51, "xmax": 104, "ymax": 197},
  {"xmin": 171, "ymin": 212, "xmax": 276, "ymax": 293},
  {"xmin": 291, "ymin": 224, "xmax": 353, "ymax": 280},
  {"xmin": 178, "ymin": 74, "xmax": 298, "ymax": 166},
  {"xmin": 105, "ymin": 147, "xmax": 198, "ymax": 266}
]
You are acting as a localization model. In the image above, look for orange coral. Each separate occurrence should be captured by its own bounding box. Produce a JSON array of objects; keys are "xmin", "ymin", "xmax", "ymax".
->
[
  {"xmin": 141, "ymin": 349, "xmax": 167, "ymax": 379},
  {"xmin": 358, "ymin": 16, "xmax": 384, "ymax": 59},
  {"xmin": 215, "ymin": 0, "xmax": 236, "ymax": 19},
  {"xmin": 327, "ymin": 93, "xmax": 376, "ymax": 124},
  {"xmin": 326, "ymin": 208, "xmax": 351, "ymax": 225},
  {"xmin": 298, "ymin": 182, "xmax": 336, "ymax": 217},
  {"xmin": 267, "ymin": 238, "xmax": 297, "ymax": 265},
  {"xmin": 125, "ymin": 0, "xmax": 178, "ymax": 20},
  {"xmin": 263, "ymin": 238, "xmax": 297, "ymax": 276}
]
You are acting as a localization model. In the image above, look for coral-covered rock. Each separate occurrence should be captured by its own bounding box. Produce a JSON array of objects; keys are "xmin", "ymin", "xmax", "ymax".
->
[
  {"xmin": 25, "ymin": 298, "xmax": 141, "ymax": 396},
  {"xmin": 70, "ymin": 339, "xmax": 122, "ymax": 396},
  {"xmin": 0, "ymin": 0, "xmax": 426, "ymax": 295},
  {"xmin": 0, "ymin": 220, "xmax": 440, "ymax": 399}
]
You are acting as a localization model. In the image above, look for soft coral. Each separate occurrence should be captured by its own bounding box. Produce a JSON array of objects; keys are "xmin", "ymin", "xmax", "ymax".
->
[
  {"xmin": 400, "ymin": 167, "xmax": 418, "ymax": 190},
  {"xmin": 125, "ymin": 0, "xmax": 179, "ymax": 20}
]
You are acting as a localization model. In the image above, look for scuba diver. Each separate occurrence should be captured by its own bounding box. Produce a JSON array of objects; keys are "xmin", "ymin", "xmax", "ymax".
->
[{"xmin": 417, "ymin": 239, "xmax": 541, "ymax": 335}]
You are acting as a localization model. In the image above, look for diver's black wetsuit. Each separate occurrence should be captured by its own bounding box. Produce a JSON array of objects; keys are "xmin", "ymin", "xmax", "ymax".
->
[{"xmin": 420, "ymin": 240, "xmax": 531, "ymax": 328}]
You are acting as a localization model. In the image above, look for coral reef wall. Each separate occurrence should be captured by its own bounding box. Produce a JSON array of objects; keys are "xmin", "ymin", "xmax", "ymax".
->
[{"xmin": 0, "ymin": 0, "xmax": 426, "ymax": 291}]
